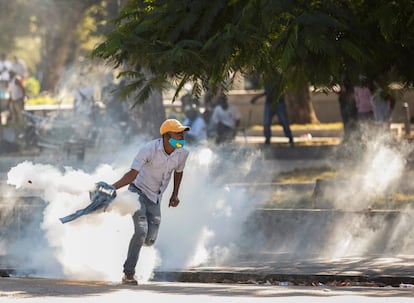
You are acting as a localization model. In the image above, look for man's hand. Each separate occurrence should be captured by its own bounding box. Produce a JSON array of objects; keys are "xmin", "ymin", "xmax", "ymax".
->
[
  {"xmin": 95, "ymin": 181, "xmax": 117, "ymax": 199},
  {"xmin": 169, "ymin": 194, "xmax": 180, "ymax": 207}
]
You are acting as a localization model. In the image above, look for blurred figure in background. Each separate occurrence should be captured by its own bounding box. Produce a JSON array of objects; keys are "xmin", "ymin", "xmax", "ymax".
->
[
  {"xmin": 368, "ymin": 80, "xmax": 392, "ymax": 128},
  {"xmin": 0, "ymin": 53, "xmax": 11, "ymax": 82},
  {"xmin": 11, "ymin": 56, "xmax": 27, "ymax": 82},
  {"xmin": 73, "ymin": 75, "xmax": 95, "ymax": 116},
  {"xmin": 0, "ymin": 53, "xmax": 11, "ymax": 102},
  {"xmin": 182, "ymin": 104, "xmax": 207, "ymax": 145},
  {"xmin": 251, "ymin": 81, "xmax": 294, "ymax": 146},
  {"xmin": 8, "ymin": 69, "xmax": 26, "ymax": 128},
  {"xmin": 337, "ymin": 75, "xmax": 357, "ymax": 140},
  {"xmin": 209, "ymin": 95, "xmax": 241, "ymax": 144},
  {"xmin": 354, "ymin": 84, "xmax": 373, "ymax": 123}
]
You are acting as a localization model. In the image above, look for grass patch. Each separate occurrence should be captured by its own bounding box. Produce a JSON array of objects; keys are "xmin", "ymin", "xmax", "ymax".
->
[
  {"xmin": 26, "ymin": 93, "xmax": 73, "ymax": 106},
  {"xmin": 289, "ymin": 123, "xmax": 343, "ymax": 130},
  {"xmin": 250, "ymin": 123, "xmax": 343, "ymax": 131},
  {"xmin": 391, "ymin": 193, "xmax": 414, "ymax": 207},
  {"xmin": 263, "ymin": 166, "xmax": 414, "ymax": 209},
  {"xmin": 262, "ymin": 191, "xmax": 314, "ymax": 209},
  {"xmin": 262, "ymin": 191, "xmax": 414, "ymax": 210},
  {"xmin": 273, "ymin": 166, "xmax": 337, "ymax": 183},
  {"xmin": 26, "ymin": 95, "xmax": 59, "ymax": 105}
]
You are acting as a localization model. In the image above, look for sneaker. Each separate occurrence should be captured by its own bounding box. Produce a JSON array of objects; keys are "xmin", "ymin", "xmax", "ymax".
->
[{"xmin": 122, "ymin": 273, "xmax": 138, "ymax": 285}]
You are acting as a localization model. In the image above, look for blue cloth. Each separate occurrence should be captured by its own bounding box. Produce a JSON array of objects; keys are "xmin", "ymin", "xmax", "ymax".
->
[{"xmin": 59, "ymin": 182, "xmax": 116, "ymax": 224}]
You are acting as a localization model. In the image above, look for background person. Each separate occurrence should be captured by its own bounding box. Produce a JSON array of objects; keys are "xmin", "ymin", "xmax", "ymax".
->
[
  {"xmin": 368, "ymin": 80, "xmax": 391, "ymax": 128},
  {"xmin": 209, "ymin": 95, "xmax": 241, "ymax": 145},
  {"xmin": 0, "ymin": 53, "xmax": 11, "ymax": 103},
  {"xmin": 251, "ymin": 82, "xmax": 294, "ymax": 146},
  {"xmin": 337, "ymin": 76, "xmax": 358, "ymax": 140},
  {"xmin": 11, "ymin": 56, "xmax": 27, "ymax": 82},
  {"xmin": 354, "ymin": 85, "xmax": 374, "ymax": 122},
  {"xmin": 8, "ymin": 69, "xmax": 25, "ymax": 128}
]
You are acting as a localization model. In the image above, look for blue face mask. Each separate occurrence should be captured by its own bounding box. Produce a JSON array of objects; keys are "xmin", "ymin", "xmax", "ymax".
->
[{"xmin": 169, "ymin": 138, "xmax": 185, "ymax": 149}]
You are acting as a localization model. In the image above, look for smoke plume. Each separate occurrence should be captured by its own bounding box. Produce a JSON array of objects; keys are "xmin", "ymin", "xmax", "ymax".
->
[{"xmin": 5, "ymin": 142, "xmax": 263, "ymax": 282}]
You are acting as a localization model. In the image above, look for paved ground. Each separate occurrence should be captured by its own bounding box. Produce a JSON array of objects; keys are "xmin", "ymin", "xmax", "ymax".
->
[
  {"xmin": 2, "ymin": 253, "xmax": 413, "ymax": 287},
  {"xmin": 0, "ymin": 279, "xmax": 413, "ymax": 302}
]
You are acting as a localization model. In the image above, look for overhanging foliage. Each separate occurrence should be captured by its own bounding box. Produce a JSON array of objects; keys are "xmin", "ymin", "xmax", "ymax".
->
[{"xmin": 92, "ymin": 0, "xmax": 414, "ymax": 105}]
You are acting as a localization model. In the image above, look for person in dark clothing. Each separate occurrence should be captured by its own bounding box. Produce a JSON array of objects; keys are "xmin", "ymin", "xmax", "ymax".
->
[
  {"xmin": 338, "ymin": 76, "xmax": 358, "ymax": 139},
  {"xmin": 251, "ymin": 82, "xmax": 294, "ymax": 146}
]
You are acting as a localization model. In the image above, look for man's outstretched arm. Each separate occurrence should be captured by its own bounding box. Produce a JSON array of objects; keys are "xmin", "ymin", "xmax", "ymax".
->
[{"xmin": 112, "ymin": 169, "xmax": 138, "ymax": 190}]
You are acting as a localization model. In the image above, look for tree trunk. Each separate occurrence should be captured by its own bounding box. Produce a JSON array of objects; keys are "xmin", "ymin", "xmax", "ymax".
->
[
  {"xmin": 128, "ymin": 89, "xmax": 167, "ymax": 139},
  {"xmin": 39, "ymin": 2, "xmax": 86, "ymax": 92},
  {"xmin": 285, "ymin": 87, "xmax": 319, "ymax": 124}
]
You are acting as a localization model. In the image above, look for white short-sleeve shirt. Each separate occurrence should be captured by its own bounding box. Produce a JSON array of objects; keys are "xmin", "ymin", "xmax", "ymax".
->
[
  {"xmin": 8, "ymin": 76, "xmax": 24, "ymax": 100},
  {"xmin": 211, "ymin": 105, "xmax": 241, "ymax": 129},
  {"xmin": 131, "ymin": 138, "xmax": 189, "ymax": 203}
]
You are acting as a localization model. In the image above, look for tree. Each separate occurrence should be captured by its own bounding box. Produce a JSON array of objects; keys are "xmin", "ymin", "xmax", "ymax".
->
[
  {"xmin": 1, "ymin": 1, "xmax": 131, "ymax": 93},
  {"xmin": 29, "ymin": 0, "xmax": 126, "ymax": 92},
  {"xmin": 90, "ymin": 0, "xmax": 414, "ymax": 122},
  {"xmin": 0, "ymin": 1, "xmax": 32, "ymax": 53}
]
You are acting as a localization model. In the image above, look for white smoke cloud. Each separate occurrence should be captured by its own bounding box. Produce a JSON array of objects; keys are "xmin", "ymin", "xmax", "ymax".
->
[
  {"xmin": 251, "ymin": 130, "xmax": 414, "ymax": 261},
  {"xmin": 155, "ymin": 145, "xmax": 261, "ymax": 269},
  {"xmin": 5, "ymin": 143, "xmax": 263, "ymax": 283}
]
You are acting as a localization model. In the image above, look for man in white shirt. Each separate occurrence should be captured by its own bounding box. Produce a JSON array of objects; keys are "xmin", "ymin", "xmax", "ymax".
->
[
  {"xmin": 11, "ymin": 56, "xmax": 27, "ymax": 80},
  {"xmin": 210, "ymin": 95, "xmax": 241, "ymax": 144},
  {"xmin": 110, "ymin": 119, "xmax": 190, "ymax": 285}
]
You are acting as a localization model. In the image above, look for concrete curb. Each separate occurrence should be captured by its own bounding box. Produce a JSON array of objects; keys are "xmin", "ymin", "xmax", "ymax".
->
[
  {"xmin": 152, "ymin": 254, "xmax": 414, "ymax": 286},
  {"xmin": 153, "ymin": 270, "xmax": 414, "ymax": 287}
]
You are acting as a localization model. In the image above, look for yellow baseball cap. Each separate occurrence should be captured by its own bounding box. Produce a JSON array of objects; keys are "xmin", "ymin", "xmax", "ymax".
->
[{"xmin": 160, "ymin": 119, "xmax": 190, "ymax": 135}]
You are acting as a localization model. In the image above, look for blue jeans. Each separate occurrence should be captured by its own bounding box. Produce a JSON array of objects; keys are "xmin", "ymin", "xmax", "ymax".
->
[
  {"xmin": 123, "ymin": 184, "xmax": 161, "ymax": 275},
  {"xmin": 263, "ymin": 101, "xmax": 293, "ymax": 143}
]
